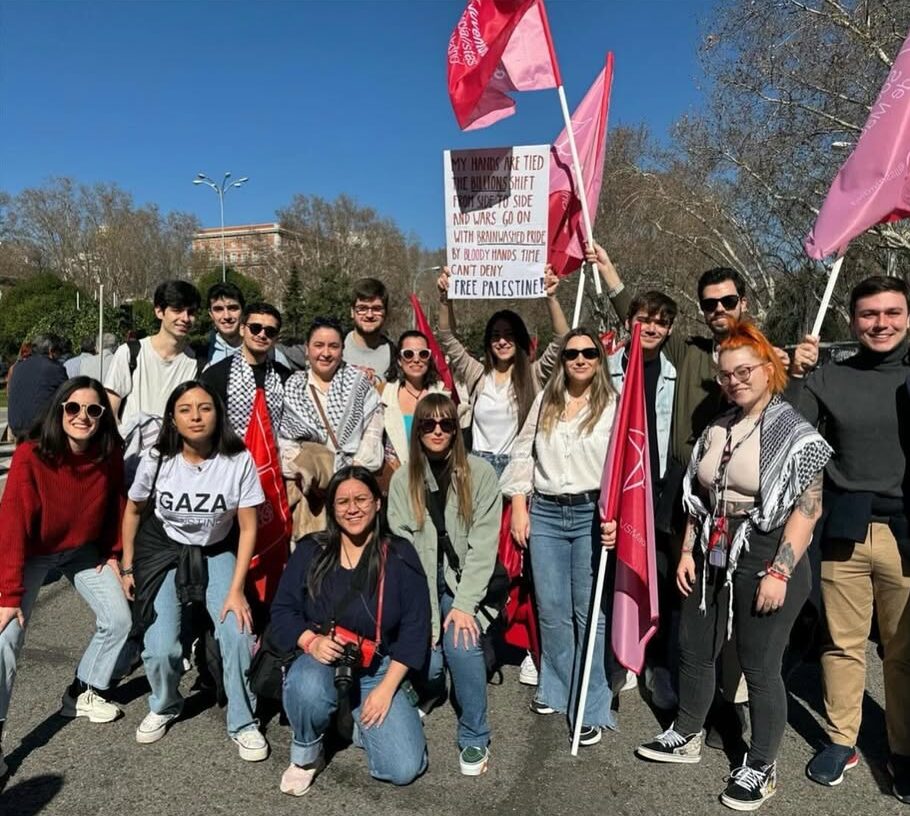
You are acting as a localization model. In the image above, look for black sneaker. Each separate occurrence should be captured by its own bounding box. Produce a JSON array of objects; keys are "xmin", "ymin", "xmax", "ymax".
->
[
  {"xmin": 529, "ymin": 698, "xmax": 556, "ymax": 715},
  {"xmin": 636, "ymin": 726, "xmax": 702, "ymax": 764},
  {"xmin": 806, "ymin": 744, "xmax": 859, "ymax": 786},
  {"xmin": 571, "ymin": 726, "xmax": 602, "ymax": 747},
  {"xmin": 720, "ymin": 758, "xmax": 777, "ymax": 811},
  {"xmin": 889, "ymin": 754, "xmax": 910, "ymax": 804}
]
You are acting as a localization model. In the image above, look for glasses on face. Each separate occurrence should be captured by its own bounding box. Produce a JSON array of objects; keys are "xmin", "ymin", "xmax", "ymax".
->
[
  {"xmin": 700, "ymin": 294, "xmax": 740, "ymax": 313},
  {"xmin": 354, "ymin": 305, "xmax": 385, "ymax": 316},
  {"xmin": 62, "ymin": 401, "xmax": 106, "ymax": 420},
  {"xmin": 333, "ymin": 495, "xmax": 374, "ymax": 513},
  {"xmin": 715, "ymin": 362, "xmax": 766, "ymax": 386},
  {"xmin": 490, "ymin": 332, "xmax": 514, "ymax": 344},
  {"xmin": 418, "ymin": 417, "xmax": 457, "ymax": 435},
  {"xmin": 246, "ymin": 322, "xmax": 279, "ymax": 339},
  {"xmin": 561, "ymin": 347, "xmax": 599, "ymax": 361},
  {"xmin": 634, "ymin": 314, "xmax": 671, "ymax": 329},
  {"xmin": 400, "ymin": 348, "xmax": 431, "ymax": 362}
]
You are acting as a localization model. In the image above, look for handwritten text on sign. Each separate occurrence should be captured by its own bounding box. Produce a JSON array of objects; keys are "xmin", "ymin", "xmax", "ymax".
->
[{"xmin": 444, "ymin": 145, "xmax": 549, "ymax": 299}]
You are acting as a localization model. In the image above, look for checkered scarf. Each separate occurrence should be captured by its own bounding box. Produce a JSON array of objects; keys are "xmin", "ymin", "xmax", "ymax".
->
[{"xmin": 225, "ymin": 353, "xmax": 285, "ymax": 440}]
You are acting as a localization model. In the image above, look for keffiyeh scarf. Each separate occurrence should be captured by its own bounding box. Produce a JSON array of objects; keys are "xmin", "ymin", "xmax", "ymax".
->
[{"xmin": 225, "ymin": 353, "xmax": 285, "ymax": 440}]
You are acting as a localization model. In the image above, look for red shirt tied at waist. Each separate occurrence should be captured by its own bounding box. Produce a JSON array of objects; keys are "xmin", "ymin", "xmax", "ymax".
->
[{"xmin": 0, "ymin": 440, "xmax": 124, "ymax": 606}]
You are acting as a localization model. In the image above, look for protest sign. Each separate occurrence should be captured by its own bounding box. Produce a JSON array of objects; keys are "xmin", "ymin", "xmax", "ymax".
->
[{"xmin": 443, "ymin": 145, "xmax": 549, "ymax": 299}]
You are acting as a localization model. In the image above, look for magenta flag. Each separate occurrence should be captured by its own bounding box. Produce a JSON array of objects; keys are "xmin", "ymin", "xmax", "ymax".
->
[
  {"xmin": 548, "ymin": 54, "xmax": 614, "ymax": 277},
  {"xmin": 806, "ymin": 31, "xmax": 910, "ymax": 259},
  {"xmin": 448, "ymin": 0, "xmax": 560, "ymax": 131},
  {"xmin": 599, "ymin": 323, "xmax": 659, "ymax": 673}
]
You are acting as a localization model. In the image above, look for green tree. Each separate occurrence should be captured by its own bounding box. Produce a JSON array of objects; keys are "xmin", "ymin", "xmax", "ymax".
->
[
  {"xmin": 300, "ymin": 263, "xmax": 351, "ymax": 335},
  {"xmin": 283, "ymin": 262, "xmax": 305, "ymax": 340}
]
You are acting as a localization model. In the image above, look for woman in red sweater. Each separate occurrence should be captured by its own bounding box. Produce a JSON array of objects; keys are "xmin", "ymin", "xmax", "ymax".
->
[{"xmin": 0, "ymin": 376, "xmax": 131, "ymax": 778}]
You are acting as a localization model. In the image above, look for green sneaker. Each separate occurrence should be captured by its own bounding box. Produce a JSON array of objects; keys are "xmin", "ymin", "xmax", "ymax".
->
[{"xmin": 459, "ymin": 746, "xmax": 490, "ymax": 776}]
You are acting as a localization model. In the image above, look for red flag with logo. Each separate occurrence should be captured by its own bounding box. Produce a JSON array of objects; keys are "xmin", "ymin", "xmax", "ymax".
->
[
  {"xmin": 598, "ymin": 323, "xmax": 658, "ymax": 673},
  {"xmin": 448, "ymin": 0, "xmax": 561, "ymax": 131},
  {"xmin": 409, "ymin": 293, "xmax": 459, "ymax": 406},
  {"xmin": 245, "ymin": 389, "xmax": 292, "ymax": 606}
]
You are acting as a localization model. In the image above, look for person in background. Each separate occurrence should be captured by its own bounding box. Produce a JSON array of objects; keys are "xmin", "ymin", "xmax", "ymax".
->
[
  {"xmin": 343, "ymin": 278, "xmax": 396, "ymax": 384},
  {"xmin": 7, "ymin": 334, "xmax": 67, "ymax": 441},
  {"xmin": 81, "ymin": 333, "xmax": 118, "ymax": 382},
  {"xmin": 65, "ymin": 336, "xmax": 96, "ymax": 378},
  {"xmin": 206, "ymin": 282, "xmax": 246, "ymax": 365},
  {"xmin": 6, "ymin": 343, "xmax": 33, "ymax": 387}
]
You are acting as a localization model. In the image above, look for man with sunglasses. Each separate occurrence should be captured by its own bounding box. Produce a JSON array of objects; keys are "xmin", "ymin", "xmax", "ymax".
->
[{"xmin": 343, "ymin": 278, "xmax": 396, "ymax": 385}]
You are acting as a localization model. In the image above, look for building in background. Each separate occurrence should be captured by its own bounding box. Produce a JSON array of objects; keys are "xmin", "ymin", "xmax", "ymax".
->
[{"xmin": 191, "ymin": 222, "xmax": 297, "ymax": 270}]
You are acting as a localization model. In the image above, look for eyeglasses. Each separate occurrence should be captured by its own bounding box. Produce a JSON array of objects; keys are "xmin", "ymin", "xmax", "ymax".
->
[
  {"xmin": 715, "ymin": 363, "xmax": 767, "ymax": 386},
  {"xmin": 400, "ymin": 348, "xmax": 431, "ymax": 361},
  {"xmin": 354, "ymin": 305, "xmax": 385, "ymax": 316},
  {"xmin": 333, "ymin": 495, "xmax": 375, "ymax": 512},
  {"xmin": 62, "ymin": 401, "xmax": 106, "ymax": 420},
  {"xmin": 246, "ymin": 323, "xmax": 279, "ymax": 339},
  {"xmin": 418, "ymin": 417, "xmax": 457, "ymax": 435},
  {"xmin": 700, "ymin": 295, "xmax": 741, "ymax": 313},
  {"xmin": 561, "ymin": 347, "xmax": 600, "ymax": 361}
]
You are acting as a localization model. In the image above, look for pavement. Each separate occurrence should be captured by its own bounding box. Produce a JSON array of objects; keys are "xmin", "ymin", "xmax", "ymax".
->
[{"xmin": 0, "ymin": 575, "xmax": 904, "ymax": 816}]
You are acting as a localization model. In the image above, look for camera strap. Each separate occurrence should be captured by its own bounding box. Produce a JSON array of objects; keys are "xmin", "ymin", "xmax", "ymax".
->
[{"xmin": 330, "ymin": 543, "xmax": 387, "ymax": 646}]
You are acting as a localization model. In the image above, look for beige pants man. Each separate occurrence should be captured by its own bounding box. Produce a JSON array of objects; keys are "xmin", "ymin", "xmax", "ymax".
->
[{"xmin": 821, "ymin": 523, "xmax": 910, "ymax": 755}]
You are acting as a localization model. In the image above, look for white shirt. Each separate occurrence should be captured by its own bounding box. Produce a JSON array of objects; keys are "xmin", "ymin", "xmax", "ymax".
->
[
  {"xmin": 502, "ymin": 391, "xmax": 617, "ymax": 496},
  {"xmin": 471, "ymin": 373, "xmax": 518, "ymax": 455},
  {"xmin": 130, "ymin": 449, "xmax": 264, "ymax": 547}
]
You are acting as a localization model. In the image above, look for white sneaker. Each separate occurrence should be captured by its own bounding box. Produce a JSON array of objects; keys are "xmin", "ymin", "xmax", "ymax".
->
[
  {"xmin": 136, "ymin": 708, "xmax": 181, "ymax": 744},
  {"xmin": 518, "ymin": 653, "xmax": 539, "ymax": 686},
  {"xmin": 280, "ymin": 757, "xmax": 324, "ymax": 797},
  {"xmin": 645, "ymin": 666, "xmax": 678, "ymax": 711},
  {"xmin": 232, "ymin": 726, "xmax": 269, "ymax": 761},
  {"xmin": 613, "ymin": 669, "xmax": 638, "ymax": 694},
  {"xmin": 60, "ymin": 689, "xmax": 121, "ymax": 723}
]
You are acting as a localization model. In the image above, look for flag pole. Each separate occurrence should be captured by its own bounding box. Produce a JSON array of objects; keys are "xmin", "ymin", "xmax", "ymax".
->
[
  {"xmin": 810, "ymin": 254, "xmax": 845, "ymax": 337},
  {"xmin": 572, "ymin": 265, "xmax": 587, "ymax": 328},
  {"xmin": 570, "ymin": 546, "xmax": 610, "ymax": 756},
  {"xmin": 98, "ymin": 284, "xmax": 105, "ymax": 383}
]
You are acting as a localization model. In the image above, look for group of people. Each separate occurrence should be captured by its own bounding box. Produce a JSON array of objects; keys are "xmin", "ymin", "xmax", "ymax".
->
[{"xmin": 0, "ymin": 249, "xmax": 907, "ymax": 810}]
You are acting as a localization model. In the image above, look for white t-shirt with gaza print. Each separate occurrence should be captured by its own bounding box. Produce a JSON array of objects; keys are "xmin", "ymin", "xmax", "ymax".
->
[{"xmin": 130, "ymin": 449, "xmax": 265, "ymax": 547}]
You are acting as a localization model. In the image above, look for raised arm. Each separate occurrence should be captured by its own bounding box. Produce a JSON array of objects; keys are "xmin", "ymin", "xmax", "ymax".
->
[
  {"xmin": 585, "ymin": 241, "xmax": 631, "ymax": 321},
  {"xmin": 435, "ymin": 267, "xmax": 484, "ymax": 389}
]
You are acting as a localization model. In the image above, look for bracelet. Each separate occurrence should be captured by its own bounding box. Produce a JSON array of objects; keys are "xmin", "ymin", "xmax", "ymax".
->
[
  {"xmin": 762, "ymin": 563, "xmax": 790, "ymax": 583},
  {"xmin": 119, "ymin": 566, "xmax": 134, "ymax": 577}
]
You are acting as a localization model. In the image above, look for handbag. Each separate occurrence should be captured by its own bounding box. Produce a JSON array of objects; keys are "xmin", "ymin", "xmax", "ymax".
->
[{"xmin": 247, "ymin": 625, "xmax": 299, "ymax": 701}]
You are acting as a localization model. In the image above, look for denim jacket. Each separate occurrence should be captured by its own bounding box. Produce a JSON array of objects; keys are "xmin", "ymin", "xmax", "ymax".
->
[{"xmin": 607, "ymin": 347, "xmax": 676, "ymax": 478}]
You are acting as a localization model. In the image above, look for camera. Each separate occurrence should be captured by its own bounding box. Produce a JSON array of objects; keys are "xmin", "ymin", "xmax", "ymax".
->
[{"xmin": 333, "ymin": 641, "xmax": 362, "ymax": 693}]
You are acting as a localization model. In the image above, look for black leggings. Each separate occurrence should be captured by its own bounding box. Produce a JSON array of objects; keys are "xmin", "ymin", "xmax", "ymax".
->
[{"xmin": 675, "ymin": 526, "xmax": 810, "ymax": 764}]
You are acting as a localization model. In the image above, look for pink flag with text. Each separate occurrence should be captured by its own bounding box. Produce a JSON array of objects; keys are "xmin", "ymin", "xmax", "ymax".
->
[
  {"xmin": 548, "ymin": 54, "xmax": 614, "ymax": 277},
  {"xmin": 448, "ymin": 0, "xmax": 560, "ymax": 131},
  {"xmin": 599, "ymin": 323, "xmax": 658, "ymax": 674},
  {"xmin": 805, "ymin": 30, "xmax": 910, "ymax": 259}
]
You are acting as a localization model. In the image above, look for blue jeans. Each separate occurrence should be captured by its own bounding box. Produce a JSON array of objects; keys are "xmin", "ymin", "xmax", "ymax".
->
[
  {"xmin": 0, "ymin": 543, "xmax": 132, "ymax": 721},
  {"xmin": 283, "ymin": 654, "xmax": 427, "ymax": 785},
  {"xmin": 529, "ymin": 497, "xmax": 615, "ymax": 730},
  {"xmin": 141, "ymin": 548, "xmax": 257, "ymax": 735},
  {"xmin": 472, "ymin": 450, "xmax": 510, "ymax": 479},
  {"xmin": 425, "ymin": 587, "xmax": 490, "ymax": 750}
]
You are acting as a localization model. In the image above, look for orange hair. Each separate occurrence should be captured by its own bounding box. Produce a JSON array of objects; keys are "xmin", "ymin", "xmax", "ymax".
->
[{"xmin": 717, "ymin": 320, "xmax": 788, "ymax": 394}]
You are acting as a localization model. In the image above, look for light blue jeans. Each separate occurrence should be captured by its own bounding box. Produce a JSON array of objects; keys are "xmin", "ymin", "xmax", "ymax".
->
[
  {"xmin": 529, "ymin": 497, "xmax": 615, "ymax": 730},
  {"xmin": 0, "ymin": 543, "xmax": 132, "ymax": 721},
  {"xmin": 472, "ymin": 450, "xmax": 511, "ymax": 479},
  {"xmin": 283, "ymin": 653, "xmax": 427, "ymax": 784},
  {"xmin": 141, "ymin": 548, "xmax": 257, "ymax": 736}
]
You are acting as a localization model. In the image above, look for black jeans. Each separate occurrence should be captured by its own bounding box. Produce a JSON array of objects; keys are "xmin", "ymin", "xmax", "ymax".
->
[{"xmin": 675, "ymin": 525, "xmax": 810, "ymax": 764}]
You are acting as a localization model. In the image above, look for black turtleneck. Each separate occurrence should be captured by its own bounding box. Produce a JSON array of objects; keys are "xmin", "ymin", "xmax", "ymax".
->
[{"xmin": 784, "ymin": 340, "xmax": 910, "ymax": 497}]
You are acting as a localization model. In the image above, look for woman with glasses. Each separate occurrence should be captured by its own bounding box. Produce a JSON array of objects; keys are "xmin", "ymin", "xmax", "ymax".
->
[
  {"xmin": 502, "ymin": 328, "xmax": 618, "ymax": 748},
  {"xmin": 121, "ymin": 380, "xmax": 268, "ymax": 761},
  {"xmin": 636, "ymin": 321, "xmax": 830, "ymax": 813},
  {"xmin": 387, "ymin": 393, "xmax": 501, "ymax": 776},
  {"xmin": 271, "ymin": 466, "xmax": 430, "ymax": 796},
  {"xmin": 0, "ymin": 377, "xmax": 131, "ymax": 775},
  {"xmin": 381, "ymin": 330, "xmax": 449, "ymax": 469}
]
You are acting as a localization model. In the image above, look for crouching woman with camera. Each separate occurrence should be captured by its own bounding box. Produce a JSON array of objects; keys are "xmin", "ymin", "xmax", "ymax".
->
[{"xmin": 271, "ymin": 466, "xmax": 430, "ymax": 796}]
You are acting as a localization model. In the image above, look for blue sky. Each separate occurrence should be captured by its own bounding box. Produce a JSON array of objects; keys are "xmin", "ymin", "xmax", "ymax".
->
[{"xmin": 0, "ymin": 0, "xmax": 715, "ymax": 249}]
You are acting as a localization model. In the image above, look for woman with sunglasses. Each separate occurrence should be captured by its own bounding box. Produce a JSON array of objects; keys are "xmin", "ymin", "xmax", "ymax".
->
[
  {"xmin": 636, "ymin": 322, "xmax": 830, "ymax": 812},
  {"xmin": 271, "ymin": 466, "xmax": 430, "ymax": 796},
  {"xmin": 387, "ymin": 393, "xmax": 501, "ymax": 776},
  {"xmin": 502, "ymin": 328, "xmax": 618, "ymax": 747},
  {"xmin": 120, "ymin": 380, "xmax": 269, "ymax": 761},
  {"xmin": 0, "ymin": 377, "xmax": 131, "ymax": 774},
  {"xmin": 381, "ymin": 330, "xmax": 449, "ymax": 469}
]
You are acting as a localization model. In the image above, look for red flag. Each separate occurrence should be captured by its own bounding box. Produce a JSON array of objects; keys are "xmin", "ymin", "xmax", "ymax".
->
[
  {"xmin": 448, "ymin": 0, "xmax": 560, "ymax": 131},
  {"xmin": 245, "ymin": 390, "xmax": 292, "ymax": 606},
  {"xmin": 409, "ymin": 293, "xmax": 460, "ymax": 406},
  {"xmin": 548, "ymin": 54, "xmax": 614, "ymax": 277},
  {"xmin": 599, "ymin": 323, "xmax": 658, "ymax": 673}
]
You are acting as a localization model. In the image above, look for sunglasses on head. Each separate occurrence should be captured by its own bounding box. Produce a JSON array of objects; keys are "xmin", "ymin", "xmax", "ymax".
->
[
  {"xmin": 700, "ymin": 294, "xmax": 740, "ymax": 313},
  {"xmin": 400, "ymin": 348, "xmax": 431, "ymax": 362},
  {"xmin": 561, "ymin": 347, "xmax": 599, "ymax": 361},
  {"xmin": 246, "ymin": 322, "xmax": 279, "ymax": 339},
  {"xmin": 62, "ymin": 401, "xmax": 106, "ymax": 420},
  {"xmin": 418, "ymin": 417, "xmax": 457, "ymax": 435}
]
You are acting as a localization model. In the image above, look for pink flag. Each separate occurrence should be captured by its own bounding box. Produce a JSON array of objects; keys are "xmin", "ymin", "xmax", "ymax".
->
[
  {"xmin": 599, "ymin": 323, "xmax": 659, "ymax": 673},
  {"xmin": 448, "ymin": 0, "xmax": 560, "ymax": 131},
  {"xmin": 548, "ymin": 54, "xmax": 614, "ymax": 277},
  {"xmin": 805, "ymin": 31, "xmax": 910, "ymax": 259}
]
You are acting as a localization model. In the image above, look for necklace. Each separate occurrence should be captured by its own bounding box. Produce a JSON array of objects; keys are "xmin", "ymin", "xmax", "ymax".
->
[{"xmin": 403, "ymin": 382, "xmax": 424, "ymax": 400}]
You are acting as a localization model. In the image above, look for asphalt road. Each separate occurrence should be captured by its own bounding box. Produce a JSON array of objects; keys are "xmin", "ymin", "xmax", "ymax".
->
[{"xmin": 0, "ymin": 573, "xmax": 904, "ymax": 816}]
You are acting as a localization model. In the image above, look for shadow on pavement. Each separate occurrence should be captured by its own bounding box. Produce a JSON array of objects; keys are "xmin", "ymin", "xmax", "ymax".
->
[
  {"xmin": 3, "ymin": 714, "xmax": 69, "ymax": 778},
  {"xmin": 0, "ymin": 774, "xmax": 64, "ymax": 816}
]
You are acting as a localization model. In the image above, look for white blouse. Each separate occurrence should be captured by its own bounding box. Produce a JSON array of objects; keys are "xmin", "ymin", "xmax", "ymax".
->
[
  {"xmin": 501, "ymin": 391, "xmax": 616, "ymax": 497},
  {"xmin": 471, "ymin": 373, "xmax": 518, "ymax": 455}
]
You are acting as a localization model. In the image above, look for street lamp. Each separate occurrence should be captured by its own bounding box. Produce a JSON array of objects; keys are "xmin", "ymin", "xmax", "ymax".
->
[{"xmin": 192, "ymin": 172, "xmax": 250, "ymax": 282}]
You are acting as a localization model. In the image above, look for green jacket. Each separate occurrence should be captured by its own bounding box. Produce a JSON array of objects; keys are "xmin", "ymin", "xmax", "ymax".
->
[{"xmin": 386, "ymin": 454, "xmax": 501, "ymax": 642}]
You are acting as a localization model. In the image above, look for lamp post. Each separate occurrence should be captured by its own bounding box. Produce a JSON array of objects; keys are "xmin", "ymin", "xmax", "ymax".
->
[{"xmin": 192, "ymin": 172, "xmax": 249, "ymax": 282}]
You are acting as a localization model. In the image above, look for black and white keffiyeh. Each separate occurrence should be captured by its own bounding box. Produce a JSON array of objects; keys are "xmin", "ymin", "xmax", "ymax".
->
[
  {"xmin": 226, "ymin": 353, "xmax": 285, "ymax": 439},
  {"xmin": 683, "ymin": 395, "xmax": 832, "ymax": 636}
]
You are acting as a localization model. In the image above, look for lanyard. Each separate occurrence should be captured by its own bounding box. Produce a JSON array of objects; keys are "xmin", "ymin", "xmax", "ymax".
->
[{"xmin": 711, "ymin": 405, "xmax": 766, "ymax": 513}]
